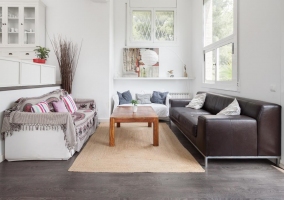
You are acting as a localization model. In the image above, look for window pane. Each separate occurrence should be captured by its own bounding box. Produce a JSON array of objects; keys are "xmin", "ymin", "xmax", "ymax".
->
[
  {"xmin": 217, "ymin": 43, "xmax": 233, "ymax": 81},
  {"xmin": 205, "ymin": 51, "xmax": 215, "ymax": 82},
  {"xmin": 204, "ymin": 0, "xmax": 233, "ymax": 46},
  {"xmin": 155, "ymin": 11, "xmax": 174, "ymax": 41},
  {"xmin": 132, "ymin": 11, "xmax": 152, "ymax": 41}
]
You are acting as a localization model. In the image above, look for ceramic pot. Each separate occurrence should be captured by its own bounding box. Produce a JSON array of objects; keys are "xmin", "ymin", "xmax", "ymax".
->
[{"xmin": 33, "ymin": 59, "xmax": 46, "ymax": 64}]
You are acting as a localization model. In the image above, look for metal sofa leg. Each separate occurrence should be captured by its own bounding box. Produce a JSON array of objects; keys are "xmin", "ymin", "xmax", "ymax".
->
[
  {"xmin": 205, "ymin": 157, "xmax": 208, "ymax": 168},
  {"xmin": 276, "ymin": 157, "xmax": 280, "ymax": 167}
]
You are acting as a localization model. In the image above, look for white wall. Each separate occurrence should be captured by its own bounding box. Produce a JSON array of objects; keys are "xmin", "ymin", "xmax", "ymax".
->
[
  {"xmin": 0, "ymin": 86, "xmax": 60, "ymax": 162},
  {"xmin": 113, "ymin": 0, "xmax": 193, "ymax": 96},
  {"xmin": 42, "ymin": 0, "xmax": 113, "ymax": 121},
  {"xmin": 191, "ymin": 0, "xmax": 282, "ymax": 104},
  {"xmin": 281, "ymin": 0, "xmax": 284, "ymax": 166},
  {"xmin": 191, "ymin": 0, "xmax": 283, "ymax": 163}
]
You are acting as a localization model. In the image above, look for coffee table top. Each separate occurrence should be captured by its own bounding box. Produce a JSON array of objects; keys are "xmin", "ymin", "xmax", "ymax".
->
[{"xmin": 111, "ymin": 106, "xmax": 158, "ymax": 119}]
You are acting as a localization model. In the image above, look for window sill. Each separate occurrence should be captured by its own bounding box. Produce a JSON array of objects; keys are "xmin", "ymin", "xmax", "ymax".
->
[{"xmin": 202, "ymin": 83, "xmax": 239, "ymax": 92}]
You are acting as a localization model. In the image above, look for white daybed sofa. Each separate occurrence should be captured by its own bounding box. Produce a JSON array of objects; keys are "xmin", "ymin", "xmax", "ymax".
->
[
  {"xmin": 112, "ymin": 91, "xmax": 171, "ymax": 120},
  {"xmin": 1, "ymin": 89, "xmax": 98, "ymax": 161}
]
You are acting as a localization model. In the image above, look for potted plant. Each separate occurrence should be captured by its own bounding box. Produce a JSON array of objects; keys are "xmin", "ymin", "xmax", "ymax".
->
[
  {"xmin": 33, "ymin": 46, "xmax": 50, "ymax": 64},
  {"xmin": 131, "ymin": 100, "xmax": 138, "ymax": 113}
]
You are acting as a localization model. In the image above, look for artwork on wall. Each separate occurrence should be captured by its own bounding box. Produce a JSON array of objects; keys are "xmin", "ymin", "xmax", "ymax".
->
[{"xmin": 123, "ymin": 48, "xmax": 159, "ymax": 77}]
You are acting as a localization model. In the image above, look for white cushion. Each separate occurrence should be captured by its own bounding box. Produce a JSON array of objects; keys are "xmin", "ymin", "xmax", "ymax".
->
[
  {"xmin": 186, "ymin": 93, "xmax": 206, "ymax": 109},
  {"xmin": 217, "ymin": 98, "xmax": 241, "ymax": 115}
]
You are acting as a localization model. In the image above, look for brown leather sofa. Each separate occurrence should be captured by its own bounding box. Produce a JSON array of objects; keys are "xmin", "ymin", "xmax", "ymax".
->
[{"xmin": 169, "ymin": 92, "xmax": 281, "ymax": 168}]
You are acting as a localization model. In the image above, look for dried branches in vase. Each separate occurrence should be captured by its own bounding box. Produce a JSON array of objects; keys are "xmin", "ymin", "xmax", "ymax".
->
[{"xmin": 50, "ymin": 36, "xmax": 82, "ymax": 94}]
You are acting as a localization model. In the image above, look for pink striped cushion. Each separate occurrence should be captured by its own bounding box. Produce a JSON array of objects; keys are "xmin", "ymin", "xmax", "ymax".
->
[
  {"xmin": 62, "ymin": 95, "xmax": 77, "ymax": 113},
  {"xmin": 31, "ymin": 102, "xmax": 50, "ymax": 113}
]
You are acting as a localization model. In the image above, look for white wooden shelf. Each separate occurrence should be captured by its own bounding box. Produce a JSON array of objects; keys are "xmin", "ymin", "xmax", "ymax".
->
[{"xmin": 114, "ymin": 77, "xmax": 194, "ymax": 80}]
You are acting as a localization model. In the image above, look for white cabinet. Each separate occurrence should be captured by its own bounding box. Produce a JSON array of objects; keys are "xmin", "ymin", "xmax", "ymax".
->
[
  {"xmin": 0, "ymin": 0, "xmax": 45, "ymax": 60},
  {"xmin": 0, "ymin": 57, "xmax": 56, "ymax": 87}
]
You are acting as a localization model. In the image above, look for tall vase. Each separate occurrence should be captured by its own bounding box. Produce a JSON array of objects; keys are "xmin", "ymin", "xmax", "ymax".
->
[{"xmin": 133, "ymin": 105, "xmax": 138, "ymax": 113}]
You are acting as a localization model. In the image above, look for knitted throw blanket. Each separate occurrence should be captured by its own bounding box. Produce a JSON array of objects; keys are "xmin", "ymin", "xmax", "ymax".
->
[{"xmin": 1, "ymin": 111, "xmax": 77, "ymax": 151}]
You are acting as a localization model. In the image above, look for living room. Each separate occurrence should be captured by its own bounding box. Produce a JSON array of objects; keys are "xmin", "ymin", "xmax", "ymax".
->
[{"xmin": 0, "ymin": 0, "xmax": 284, "ymax": 198}]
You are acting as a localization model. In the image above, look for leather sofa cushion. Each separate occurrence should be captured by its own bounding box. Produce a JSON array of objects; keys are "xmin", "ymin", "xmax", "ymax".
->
[{"xmin": 170, "ymin": 107, "xmax": 211, "ymax": 137}]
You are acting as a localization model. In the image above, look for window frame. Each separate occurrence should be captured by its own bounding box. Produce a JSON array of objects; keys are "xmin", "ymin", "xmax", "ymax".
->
[
  {"xmin": 127, "ymin": 8, "xmax": 177, "ymax": 46},
  {"xmin": 202, "ymin": 0, "xmax": 238, "ymax": 91}
]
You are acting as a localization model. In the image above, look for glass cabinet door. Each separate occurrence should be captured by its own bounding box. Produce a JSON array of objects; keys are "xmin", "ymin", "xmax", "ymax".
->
[
  {"xmin": 0, "ymin": 7, "xmax": 2, "ymax": 45},
  {"xmin": 7, "ymin": 7, "xmax": 20, "ymax": 44},
  {"xmin": 23, "ymin": 7, "xmax": 35, "ymax": 45}
]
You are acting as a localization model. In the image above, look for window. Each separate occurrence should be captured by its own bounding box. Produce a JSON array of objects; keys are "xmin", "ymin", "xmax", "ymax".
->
[
  {"xmin": 203, "ymin": 0, "xmax": 238, "ymax": 91},
  {"xmin": 129, "ymin": 9, "xmax": 176, "ymax": 44}
]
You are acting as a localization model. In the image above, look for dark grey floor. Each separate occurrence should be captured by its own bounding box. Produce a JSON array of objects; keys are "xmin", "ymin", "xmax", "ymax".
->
[{"xmin": 1, "ymin": 122, "xmax": 284, "ymax": 199}]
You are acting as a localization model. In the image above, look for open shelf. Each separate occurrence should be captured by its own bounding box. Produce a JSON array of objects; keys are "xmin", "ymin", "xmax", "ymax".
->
[{"xmin": 114, "ymin": 77, "xmax": 194, "ymax": 80}]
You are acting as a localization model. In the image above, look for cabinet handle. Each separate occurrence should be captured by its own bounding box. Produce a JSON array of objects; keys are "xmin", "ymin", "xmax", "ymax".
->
[
  {"xmin": 21, "ymin": 23, "xmax": 23, "ymax": 25},
  {"xmin": 9, "ymin": 53, "xmax": 13, "ymax": 55},
  {"xmin": 26, "ymin": 53, "xmax": 29, "ymax": 55}
]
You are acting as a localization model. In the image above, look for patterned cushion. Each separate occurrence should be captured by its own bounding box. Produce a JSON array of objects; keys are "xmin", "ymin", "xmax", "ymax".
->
[
  {"xmin": 117, "ymin": 90, "xmax": 133, "ymax": 105},
  {"xmin": 217, "ymin": 98, "xmax": 241, "ymax": 115},
  {"xmin": 63, "ymin": 95, "xmax": 78, "ymax": 114},
  {"xmin": 186, "ymin": 93, "xmax": 206, "ymax": 109},
  {"xmin": 31, "ymin": 102, "xmax": 50, "ymax": 113},
  {"xmin": 52, "ymin": 101, "xmax": 68, "ymax": 113},
  {"xmin": 150, "ymin": 91, "xmax": 168, "ymax": 105},
  {"xmin": 136, "ymin": 94, "xmax": 151, "ymax": 104},
  {"xmin": 16, "ymin": 89, "xmax": 67, "ymax": 112}
]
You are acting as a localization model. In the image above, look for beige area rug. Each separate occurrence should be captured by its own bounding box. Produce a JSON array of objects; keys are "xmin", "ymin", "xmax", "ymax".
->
[{"xmin": 69, "ymin": 123, "xmax": 204, "ymax": 173}]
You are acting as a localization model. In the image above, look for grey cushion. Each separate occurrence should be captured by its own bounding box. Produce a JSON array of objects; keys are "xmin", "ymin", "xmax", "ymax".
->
[
  {"xmin": 136, "ymin": 94, "xmax": 151, "ymax": 104},
  {"xmin": 150, "ymin": 91, "xmax": 168, "ymax": 105},
  {"xmin": 117, "ymin": 90, "xmax": 132, "ymax": 105},
  {"xmin": 186, "ymin": 93, "xmax": 206, "ymax": 109},
  {"xmin": 217, "ymin": 98, "xmax": 241, "ymax": 115}
]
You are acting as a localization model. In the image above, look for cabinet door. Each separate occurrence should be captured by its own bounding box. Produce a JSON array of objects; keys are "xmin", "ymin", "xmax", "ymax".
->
[
  {"xmin": 0, "ymin": 59, "xmax": 20, "ymax": 86},
  {"xmin": 22, "ymin": 6, "xmax": 36, "ymax": 46},
  {"xmin": 0, "ymin": 5, "xmax": 7, "ymax": 46},
  {"xmin": 6, "ymin": 5, "xmax": 20, "ymax": 45}
]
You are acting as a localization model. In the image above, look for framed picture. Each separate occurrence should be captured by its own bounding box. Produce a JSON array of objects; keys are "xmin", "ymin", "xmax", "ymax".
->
[{"xmin": 123, "ymin": 48, "xmax": 159, "ymax": 77}]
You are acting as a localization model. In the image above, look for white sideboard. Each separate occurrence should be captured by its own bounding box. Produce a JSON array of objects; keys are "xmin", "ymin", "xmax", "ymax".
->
[{"xmin": 0, "ymin": 57, "xmax": 56, "ymax": 87}]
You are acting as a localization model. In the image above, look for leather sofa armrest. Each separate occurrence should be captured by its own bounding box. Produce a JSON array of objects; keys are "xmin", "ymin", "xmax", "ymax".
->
[
  {"xmin": 74, "ymin": 99, "xmax": 96, "ymax": 111},
  {"xmin": 196, "ymin": 115, "xmax": 257, "ymax": 157},
  {"xmin": 170, "ymin": 99, "xmax": 191, "ymax": 107}
]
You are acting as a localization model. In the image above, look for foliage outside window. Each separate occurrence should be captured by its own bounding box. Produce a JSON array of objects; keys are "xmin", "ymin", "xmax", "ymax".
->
[
  {"xmin": 130, "ymin": 9, "xmax": 176, "ymax": 44},
  {"xmin": 203, "ymin": 0, "xmax": 238, "ymax": 91}
]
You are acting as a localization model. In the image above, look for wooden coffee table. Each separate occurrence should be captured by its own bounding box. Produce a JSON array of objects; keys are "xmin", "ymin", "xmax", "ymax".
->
[{"xmin": 109, "ymin": 106, "xmax": 159, "ymax": 147}]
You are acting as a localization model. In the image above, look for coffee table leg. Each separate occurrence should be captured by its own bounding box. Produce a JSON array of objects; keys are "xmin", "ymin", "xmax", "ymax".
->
[
  {"xmin": 153, "ymin": 118, "xmax": 159, "ymax": 146},
  {"xmin": 109, "ymin": 118, "xmax": 115, "ymax": 147},
  {"xmin": 148, "ymin": 122, "xmax": 152, "ymax": 127},
  {"xmin": 117, "ymin": 122, "xmax": 120, "ymax": 128}
]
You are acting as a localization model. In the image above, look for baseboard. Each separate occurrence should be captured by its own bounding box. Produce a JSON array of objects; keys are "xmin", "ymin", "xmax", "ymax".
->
[
  {"xmin": 0, "ymin": 154, "xmax": 4, "ymax": 163},
  {"xmin": 99, "ymin": 118, "xmax": 109, "ymax": 123}
]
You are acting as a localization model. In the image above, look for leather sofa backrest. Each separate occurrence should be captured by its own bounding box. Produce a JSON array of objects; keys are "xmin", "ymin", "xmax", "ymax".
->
[{"xmin": 197, "ymin": 91, "xmax": 281, "ymax": 156}]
